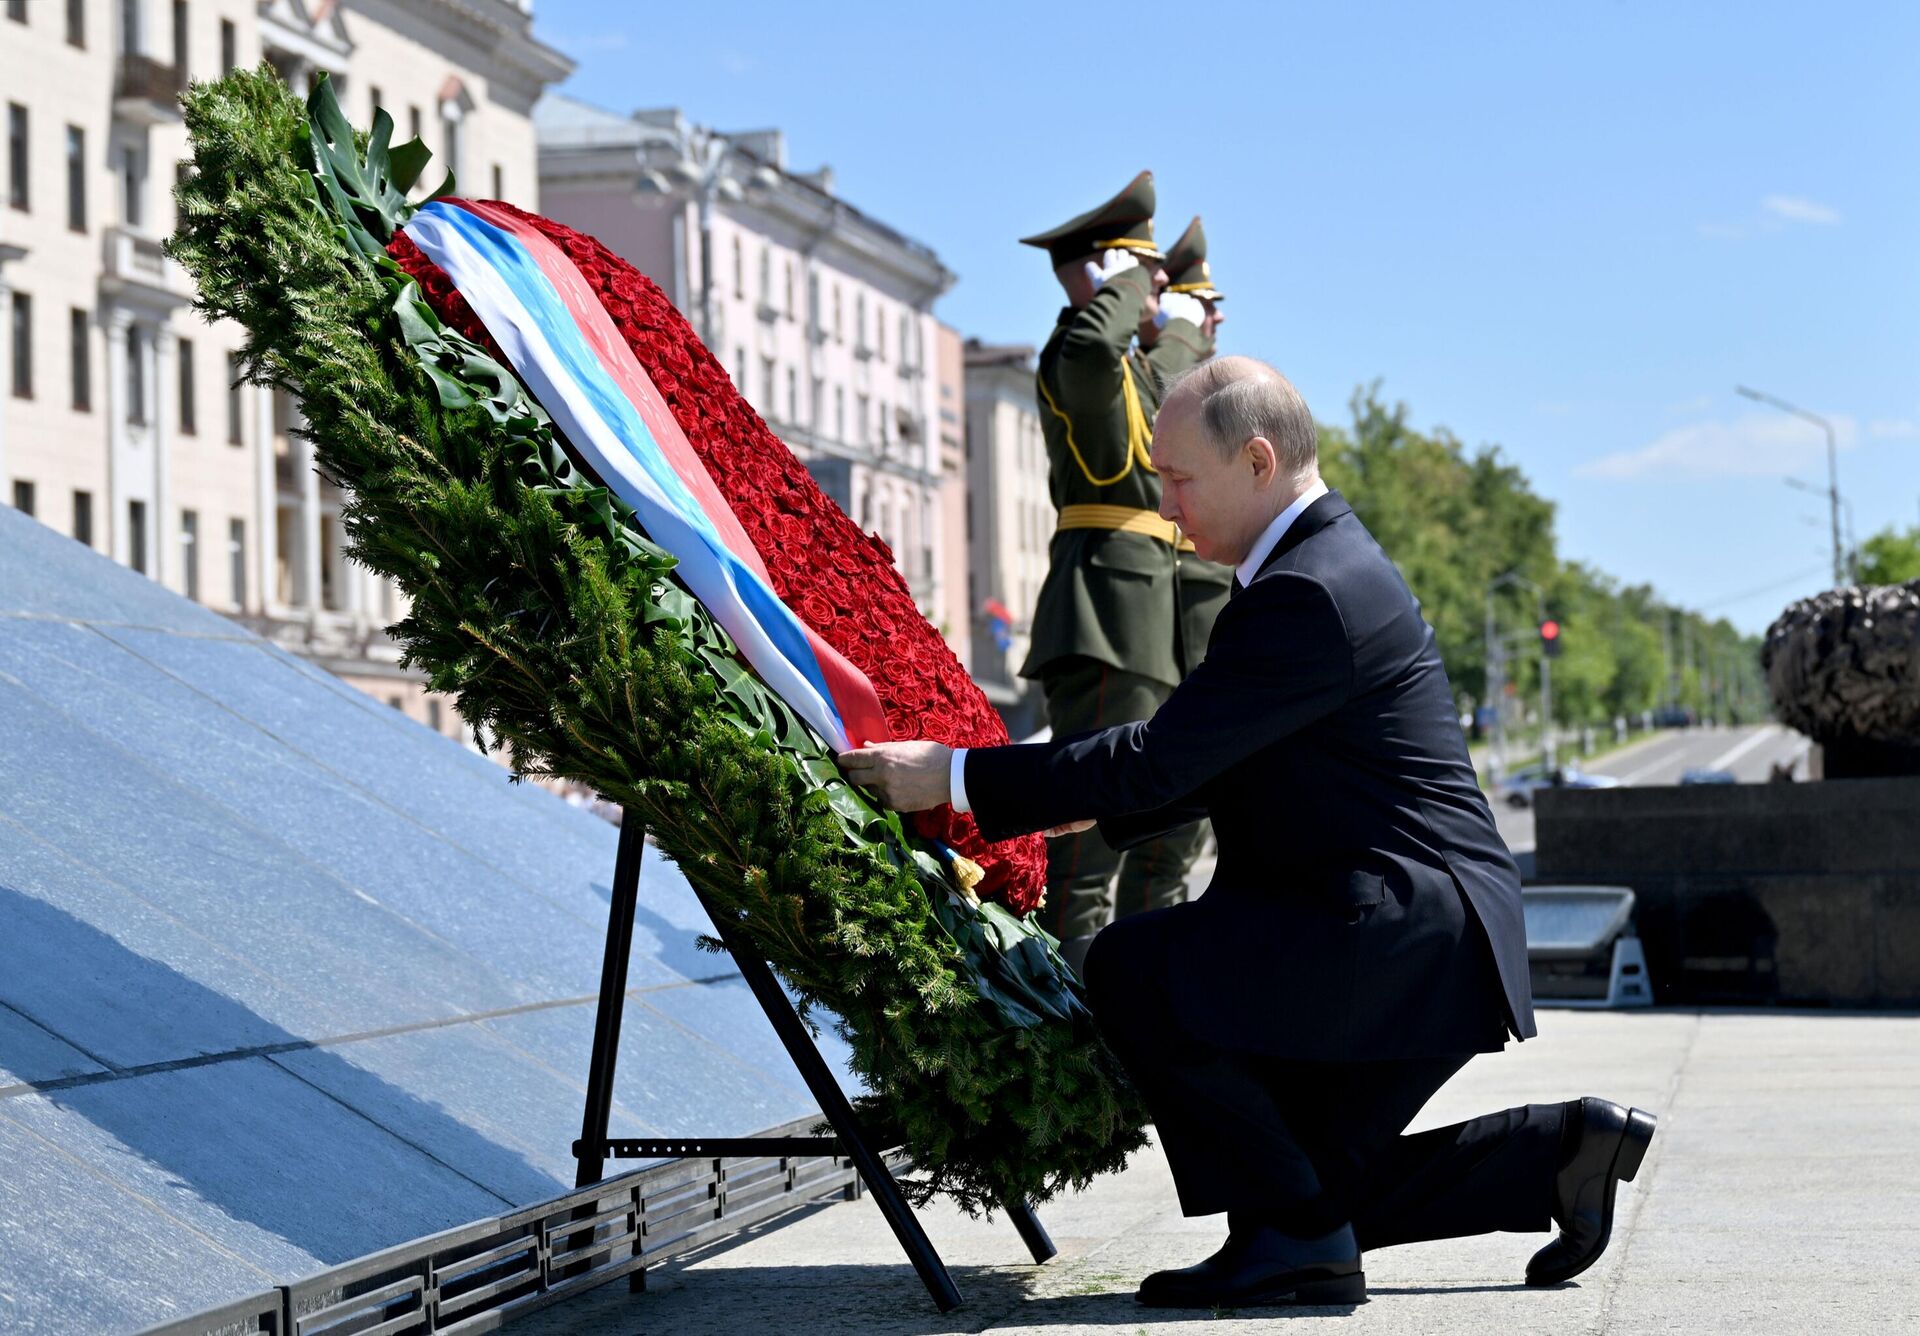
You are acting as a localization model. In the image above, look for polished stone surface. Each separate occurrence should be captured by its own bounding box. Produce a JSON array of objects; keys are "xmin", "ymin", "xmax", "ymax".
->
[{"xmin": 0, "ymin": 506, "xmax": 859, "ymax": 1333}]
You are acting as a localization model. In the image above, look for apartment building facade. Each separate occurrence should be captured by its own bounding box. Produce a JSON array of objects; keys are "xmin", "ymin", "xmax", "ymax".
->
[
  {"xmin": 533, "ymin": 95, "xmax": 960, "ymax": 630},
  {"xmin": 0, "ymin": 0, "xmax": 569, "ymax": 738},
  {"xmin": 962, "ymin": 339, "xmax": 1050, "ymax": 727}
]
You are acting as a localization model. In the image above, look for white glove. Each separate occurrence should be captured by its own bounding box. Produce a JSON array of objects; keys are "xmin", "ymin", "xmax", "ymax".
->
[
  {"xmin": 1082, "ymin": 248, "xmax": 1141, "ymax": 292},
  {"xmin": 1158, "ymin": 292, "xmax": 1207, "ymax": 328}
]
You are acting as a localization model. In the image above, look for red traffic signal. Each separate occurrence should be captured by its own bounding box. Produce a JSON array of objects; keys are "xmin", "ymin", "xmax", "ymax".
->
[{"xmin": 1539, "ymin": 619, "xmax": 1562, "ymax": 658}]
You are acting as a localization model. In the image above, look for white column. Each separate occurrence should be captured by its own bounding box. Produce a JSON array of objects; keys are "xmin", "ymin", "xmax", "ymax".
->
[
  {"xmin": 152, "ymin": 327, "xmax": 175, "ymax": 587},
  {"xmin": 253, "ymin": 382, "xmax": 276, "ymax": 613},
  {"xmin": 103, "ymin": 308, "xmax": 133, "ymax": 566},
  {"xmin": 0, "ymin": 269, "xmax": 11, "ymax": 489},
  {"xmin": 295, "ymin": 404, "xmax": 321, "ymax": 612}
]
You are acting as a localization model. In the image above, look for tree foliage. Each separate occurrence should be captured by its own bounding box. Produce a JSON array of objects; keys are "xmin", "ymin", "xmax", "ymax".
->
[{"xmin": 1319, "ymin": 386, "xmax": 1766, "ymax": 728}]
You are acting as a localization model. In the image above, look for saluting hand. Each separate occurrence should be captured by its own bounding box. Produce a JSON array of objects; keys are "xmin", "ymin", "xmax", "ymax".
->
[{"xmin": 1082, "ymin": 248, "xmax": 1140, "ymax": 292}]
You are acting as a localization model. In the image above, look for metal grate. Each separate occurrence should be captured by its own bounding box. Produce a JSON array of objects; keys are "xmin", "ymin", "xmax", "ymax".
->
[{"xmin": 143, "ymin": 1116, "xmax": 896, "ymax": 1336}]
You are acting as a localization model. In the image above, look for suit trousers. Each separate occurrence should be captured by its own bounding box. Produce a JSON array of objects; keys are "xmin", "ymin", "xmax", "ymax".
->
[
  {"xmin": 1039, "ymin": 657, "xmax": 1210, "ymax": 940},
  {"xmin": 1085, "ymin": 905, "xmax": 1563, "ymax": 1245}
]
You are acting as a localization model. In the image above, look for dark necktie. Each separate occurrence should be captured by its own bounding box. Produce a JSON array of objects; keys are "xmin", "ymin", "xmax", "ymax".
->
[{"xmin": 1228, "ymin": 576, "xmax": 1244, "ymax": 602}]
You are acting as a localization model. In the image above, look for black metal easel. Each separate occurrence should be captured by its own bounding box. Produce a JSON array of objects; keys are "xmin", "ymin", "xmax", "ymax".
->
[{"xmin": 569, "ymin": 814, "xmax": 1057, "ymax": 1313}]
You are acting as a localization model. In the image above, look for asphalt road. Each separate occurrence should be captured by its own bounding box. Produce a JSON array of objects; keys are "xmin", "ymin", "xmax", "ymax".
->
[{"xmin": 1491, "ymin": 722, "xmax": 1812, "ymax": 855}]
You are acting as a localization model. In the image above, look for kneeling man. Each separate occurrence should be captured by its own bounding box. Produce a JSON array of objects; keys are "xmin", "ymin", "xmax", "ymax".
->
[{"xmin": 841, "ymin": 356, "xmax": 1656, "ymax": 1309}]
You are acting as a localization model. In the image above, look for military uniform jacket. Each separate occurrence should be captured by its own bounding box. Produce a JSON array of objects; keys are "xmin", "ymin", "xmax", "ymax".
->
[{"xmin": 1021, "ymin": 268, "xmax": 1230, "ymax": 686}]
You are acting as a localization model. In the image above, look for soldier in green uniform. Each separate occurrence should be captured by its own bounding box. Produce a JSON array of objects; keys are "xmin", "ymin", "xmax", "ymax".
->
[
  {"xmin": 1016, "ymin": 176, "xmax": 1219, "ymax": 969},
  {"xmin": 1104, "ymin": 217, "xmax": 1237, "ymax": 922},
  {"xmin": 1158, "ymin": 216, "xmax": 1235, "ymax": 680}
]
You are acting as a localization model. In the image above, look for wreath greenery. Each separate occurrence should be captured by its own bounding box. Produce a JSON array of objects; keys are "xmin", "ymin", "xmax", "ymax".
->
[{"xmin": 168, "ymin": 68, "xmax": 1147, "ymax": 1212}]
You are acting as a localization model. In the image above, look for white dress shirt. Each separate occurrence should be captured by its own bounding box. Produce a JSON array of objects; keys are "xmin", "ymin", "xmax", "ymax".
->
[{"xmin": 950, "ymin": 479, "xmax": 1330, "ymax": 814}]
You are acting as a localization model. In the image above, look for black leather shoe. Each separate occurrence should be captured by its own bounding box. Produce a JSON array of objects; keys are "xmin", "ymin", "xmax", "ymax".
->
[
  {"xmin": 1526, "ymin": 1097, "xmax": 1657, "ymax": 1287},
  {"xmin": 1137, "ymin": 1223, "xmax": 1366, "ymax": 1308}
]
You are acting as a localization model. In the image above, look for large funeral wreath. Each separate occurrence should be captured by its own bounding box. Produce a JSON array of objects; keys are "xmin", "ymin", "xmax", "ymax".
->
[{"xmin": 168, "ymin": 68, "xmax": 1145, "ymax": 1211}]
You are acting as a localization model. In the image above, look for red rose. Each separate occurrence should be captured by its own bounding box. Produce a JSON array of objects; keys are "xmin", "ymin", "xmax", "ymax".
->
[{"xmin": 389, "ymin": 203, "xmax": 1047, "ymax": 914}]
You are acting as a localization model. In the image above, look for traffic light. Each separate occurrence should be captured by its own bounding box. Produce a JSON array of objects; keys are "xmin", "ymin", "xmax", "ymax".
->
[{"xmin": 1539, "ymin": 619, "xmax": 1562, "ymax": 659}]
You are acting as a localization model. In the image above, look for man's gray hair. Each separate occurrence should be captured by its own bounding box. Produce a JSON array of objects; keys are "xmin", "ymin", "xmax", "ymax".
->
[{"xmin": 1166, "ymin": 356, "xmax": 1318, "ymax": 477}]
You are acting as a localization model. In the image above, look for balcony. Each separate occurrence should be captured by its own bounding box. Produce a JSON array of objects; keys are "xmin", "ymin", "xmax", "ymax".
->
[
  {"xmin": 100, "ymin": 225, "xmax": 192, "ymax": 308},
  {"xmin": 114, "ymin": 54, "xmax": 184, "ymax": 125}
]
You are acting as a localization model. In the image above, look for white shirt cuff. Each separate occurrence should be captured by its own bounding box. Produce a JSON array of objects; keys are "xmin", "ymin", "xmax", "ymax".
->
[{"xmin": 949, "ymin": 748, "xmax": 971, "ymax": 813}]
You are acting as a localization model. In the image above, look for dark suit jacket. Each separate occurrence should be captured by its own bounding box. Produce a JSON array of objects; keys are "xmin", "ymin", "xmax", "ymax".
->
[{"xmin": 968, "ymin": 491, "xmax": 1536, "ymax": 1062}]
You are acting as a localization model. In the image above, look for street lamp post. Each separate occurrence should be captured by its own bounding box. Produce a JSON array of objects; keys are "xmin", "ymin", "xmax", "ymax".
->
[
  {"xmin": 636, "ymin": 126, "xmax": 779, "ymax": 349},
  {"xmin": 1487, "ymin": 570, "xmax": 1553, "ymax": 774},
  {"xmin": 1737, "ymin": 384, "xmax": 1847, "ymax": 587}
]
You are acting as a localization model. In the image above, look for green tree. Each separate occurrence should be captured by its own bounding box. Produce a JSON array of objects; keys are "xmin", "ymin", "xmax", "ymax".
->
[{"xmin": 1857, "ymin": 525, "xmax": 1920, "ymax": 584}]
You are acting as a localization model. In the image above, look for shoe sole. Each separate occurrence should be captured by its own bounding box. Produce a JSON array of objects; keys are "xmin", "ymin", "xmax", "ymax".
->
[
  {"xmin": 1531, "ymin": 1106, "xmax": 1657, "ymax": 1287},
  {"xmin": 1137, "ymin": 1269, "xmax": 1367, "ymax": 1308}
]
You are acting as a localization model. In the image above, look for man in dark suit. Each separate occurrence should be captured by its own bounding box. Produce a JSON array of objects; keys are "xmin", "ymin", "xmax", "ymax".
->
[{"xmin": 840, "ymin": 356, "xmax": 1655, "ymax": 1309}]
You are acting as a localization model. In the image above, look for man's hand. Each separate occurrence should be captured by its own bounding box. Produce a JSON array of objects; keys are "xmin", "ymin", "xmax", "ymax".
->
[
  {"xmin": 1158, "ymin": 292, "xmax": 1207, "ymax": 328},
  {"xmin": 1082, "ymin": 247, "xmax": 1140, "ymax": 293},
  {"xmin": 1042, "ymin": 819, "xmax": 1097, "ymax": 837},
  {"xmin": 836, "ymin": 741, "xmax": 953, "ymax": 813}
]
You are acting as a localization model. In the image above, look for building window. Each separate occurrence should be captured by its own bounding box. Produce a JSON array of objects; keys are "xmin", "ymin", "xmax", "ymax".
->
[
  {"xmin": 11, "ymin": 480, "xmax": 34, "ymax": 516},
  {"xmin": 121, "ymin": 143, "xmax": 144, "ymax": 228},
  {"xmin": 833, "ymin": 286, "xmax": 842, "ymax": 342},
  {"xmin": 760, "ymin": 356, "xmax": 775, "ymax": 413},
  {"xmin": 491, "ymin": 163, "xmax": 502, "ymax": 199},
  {"xmin": 7, "ymin": 104, "xmax": 27, "ymax": 212},
  {"xmin": 731, "ymin": 235, "xmax": 743, "ymax": 298},
  {"xmin": 70, "ymin": 307, "xmax": 90, "ymax": 410},
  {"xmin": 786, "ymin": 366, "xmax": 797, "ymax": 422},
  {"xmin": 439, "ymin": 109, "xmax": 461, "ymax": 187},
  {"xmin": 428, "ymin": 698, "xmax": 443, "ymax": 730},
  {"xmin": 128, "ymin": 499, "xmax": 148, "ymax": 574},
  {"xmin": 180, "ymin": 508, "xmax": 199, "ymax": 601},
  {"xmin": 857, "ymin": 393, "xmax": 870, "ymax": 446},
  {"xmin": 5, "ymin": 2, "xmax": 24, "ymax": 25},
  {"xmin": 407, "ymin": 105, "xmax": 422, "ymax": 143},
  {"xmin": 758, "ymin": 245, "xmax": 771, "ymax": 307},
  {"xmin": 810, "ymin": 375, "xmax": 823, "ymax": 428},
  {"xmin": 219, "ymin": 17, "xmax": 234, "ymax": 73},
  {"xmin": 834, "ymin": 386, "xmax": 845, "ymax": 439},
  {"xmin": 856, "ymin": 293, "xmax": 867, "ymax": 350},
  {"xmin": 73, "ymin": 490, "xmax": 93, "ymax": 547},
  {"xmin": 9, "ymin": 291, "xmax": 30, "ymax": 399},
  {"xmin": 369, "ymin": 85, "xmax": 382, "ymax": 121},
  {"xmin": 228, "ymin": 517, "xmax": 245, "ymax": 608},
  {"xmin": 125, "ymin": 325, "xmax": 145, "ymax": 424},
  {"xmin": 66, "ymin": 126, "xmax": 85, "ymax": 231},
  {"xmin": 877, "ymin": 306, "xmax": 886, "ymax": 361},
  {"xmin": 226, "ymin": 350, "xmax": 242, "ymax": 443},
  {"xmin": 171, "ymin": 0, "xmax": 187, "ymax": 80},
  {"xmin": 807, "ymin": 272, "xmax": 820, "ymax": 333},
  {"xmin": 784, "ymin": 260, "xmax": 795, "ymax": 319},
  {"xmin": 900, "ymin": 313, "xmax": 912, "ymax": 369},
  {"xmin": 177, "ymin": 336, "xmax": 195, "ymax": 434},
  {"xmin": 67, "ymin": 0, "xmax": 84, "ymax": 48}
]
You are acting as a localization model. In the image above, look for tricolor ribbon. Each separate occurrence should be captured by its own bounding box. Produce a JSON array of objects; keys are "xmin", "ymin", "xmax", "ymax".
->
[{"xmin": 401, "ymin": 200, "xmax": 889, "ymax": 753}]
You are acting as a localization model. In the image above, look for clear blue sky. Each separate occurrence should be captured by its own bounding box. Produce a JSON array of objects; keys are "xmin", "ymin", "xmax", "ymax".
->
[{"xmin": 533, "ymin": 1, "xmax": 1919, "ymax": 633}]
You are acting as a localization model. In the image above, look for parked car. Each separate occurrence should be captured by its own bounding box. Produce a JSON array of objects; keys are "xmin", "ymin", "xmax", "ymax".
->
[
  {"xmin": 1679, "ymin": 767, "xmax": 1736, "ymax": 785},
  {"xmin": 1497, "ymin": 764, "xmax": 1624, "ymax": 808}
]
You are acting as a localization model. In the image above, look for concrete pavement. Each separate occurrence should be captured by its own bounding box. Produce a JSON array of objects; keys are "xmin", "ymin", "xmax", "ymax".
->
[{"xmin": 513, "ymin": 1008, "xmax": 1920, "ymax": 1335}]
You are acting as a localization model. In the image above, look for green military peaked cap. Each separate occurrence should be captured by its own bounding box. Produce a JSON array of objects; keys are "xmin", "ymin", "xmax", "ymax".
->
[
  {"xmin": 1164, "ymin": 216, "xmax": 1223, "ymax": 300},
  {"xmin": 1019, "ymin": 170, "xmax": 1165, "ymax": 268}
]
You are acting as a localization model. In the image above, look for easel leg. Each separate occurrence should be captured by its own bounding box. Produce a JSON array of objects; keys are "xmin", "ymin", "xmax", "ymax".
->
[
  {"xmin": 566, "ymin": 818, "xmax": 647, "ymax": 1280},
  {"xmin": 697, "ymin": 890, "xmax": 964, "ymax": 1313},
  {"xmin": 1007, "ymin": 1200, "xmax": 1057, "ymax": 1263}
]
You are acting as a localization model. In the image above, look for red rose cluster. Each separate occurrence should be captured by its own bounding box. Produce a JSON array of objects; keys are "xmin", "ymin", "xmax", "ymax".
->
[{"xmin": 389, "ymin": 206, "xmax": 1047, "ymax": 913}]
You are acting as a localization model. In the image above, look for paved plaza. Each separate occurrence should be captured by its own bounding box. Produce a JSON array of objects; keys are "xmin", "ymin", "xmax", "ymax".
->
[{"xmin": 520, "ymin": 1008, "xmax": 1920, "ymax": 1335}]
